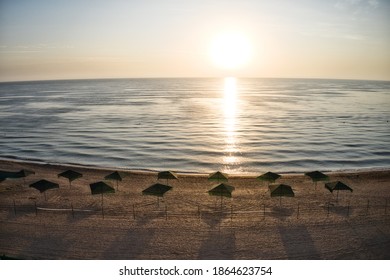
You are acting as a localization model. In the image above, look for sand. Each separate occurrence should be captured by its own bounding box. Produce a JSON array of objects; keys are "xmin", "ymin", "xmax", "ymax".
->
[{"xmin": 0, "ymin": 159, "xmax": 389, "ymax": 260}]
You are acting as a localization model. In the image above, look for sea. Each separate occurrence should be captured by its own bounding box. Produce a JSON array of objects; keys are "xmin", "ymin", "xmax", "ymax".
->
[{"xmin": 0, "ymin": 78, "xmax": 389, "ymax": 174}]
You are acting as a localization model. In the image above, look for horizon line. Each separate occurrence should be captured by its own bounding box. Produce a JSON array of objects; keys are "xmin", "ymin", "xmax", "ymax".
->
[{"xmin": 1, "ymin": 76, "xmax": 390, "ymax": 83}]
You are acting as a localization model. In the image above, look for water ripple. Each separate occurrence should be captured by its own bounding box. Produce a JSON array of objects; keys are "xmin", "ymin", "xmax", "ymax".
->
[{"xmin": 0, "ymin": 78, "xmax": 389, "ymax": 173}]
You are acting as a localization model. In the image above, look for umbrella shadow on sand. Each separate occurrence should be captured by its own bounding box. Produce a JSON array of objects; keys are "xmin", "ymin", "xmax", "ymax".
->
[
  {"xmin": 135, "ymin": 209, "xmax": 166, "ymax": 227},
  {"xmin": 201, "ymin": 209, "xmax": 229, "ymax": 229},
  {"xmin": 198, "ymin": 229, "xmax": 236, "ymax": 259},
  {"xmin": 322, "ymin": 202, "xmax": 353, "ymax": 217},
  {"xmin": 269, "ymin": 206, "xmax": 295, "ymax": 220},
  {"xmin": 103, "ymin": 228, "xmax": 157, "ymax": 259},
  {"xmin": 23, "ymin": 226, "xmax": 73, "ymax": 259},
  {"xmin": 278, "ymin": 224, "xmax": 321, "ymax": 259}
]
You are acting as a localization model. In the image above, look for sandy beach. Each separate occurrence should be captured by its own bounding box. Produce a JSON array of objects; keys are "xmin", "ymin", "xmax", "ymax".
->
[{"xmin": 0, "ymin": 159, "xmax": 389, "ymax": 260}]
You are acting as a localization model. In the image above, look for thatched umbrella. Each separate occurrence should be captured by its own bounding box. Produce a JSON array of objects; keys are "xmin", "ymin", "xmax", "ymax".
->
[
  {"xmin": 30, "ymin": 179, "xmax": 59, "ymax": 200},
  {"xmin": 16, "ymin": 169, "xmax": 35, "ymax": 186},
  {"xmin": 269, "ymin": 184, "xmax": 294, "ymax": 206},
  {"xmin": 0, "ymin": 169, "xmax": 35, "ymax": 186},
  {"xmin": 89, "ymin": 181, "xmax": 115, "ymax": 217},
  {"xmin": 16, "ymin": 169, "xmax": 35, "ymax": 177},
  {"xmin": 305, "ymin": 171, "xmax": 329, "ymax": 189},
  {"xmin": 208, "ymin": 183, "xmax": 235, "ymax": 209},
  {"xmin": 208, "ymin": 171, "xmax": 228, "ymax": 183},
  {"xmin": 325, "ymin": 181, "xmax": 353, "ymax": 202},
  {"xmin": 257, "ymin": 171, "xmax": 281, "ymax": 186},
  {"xmin": 58, "ymin": 170, "xmax": 82, "ymax": 188},
  {"xmin": 158, "ymin": 171, "xmax": 178, "ymax": 186},
  {"xmin": 104, "ymin": 171, "xmax": 122, "ymax": 190},
  {"xmin": 142, "ymin": 183, "xmax": 172, "ymax": 207}
]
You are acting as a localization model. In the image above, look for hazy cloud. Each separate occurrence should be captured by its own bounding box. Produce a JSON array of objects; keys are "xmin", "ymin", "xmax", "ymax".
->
[
  {"xmin": 0, "ymin": 44, "xmax": 75, "ymax": 53},
  {"xmin": 368, "ymin": 0, "xmax": 379, "ymax": 8},
  {"xmin": 335, "ymin": 0, "xmax": 380, "ymax": 10}
]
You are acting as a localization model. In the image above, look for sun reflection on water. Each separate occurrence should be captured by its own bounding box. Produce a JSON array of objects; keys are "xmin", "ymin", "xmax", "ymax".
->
[{"xmin": 222, "ymin": 77, "xmax": 240, "ymax": 168}]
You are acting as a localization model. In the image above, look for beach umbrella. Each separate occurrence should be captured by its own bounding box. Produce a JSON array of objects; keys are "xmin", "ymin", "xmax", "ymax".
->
[
  {"xmin": 58, "ymin": 170, "xmax": 82, "ymax": 188},
  {"xmin": 305, "ymin": 171, "xmax": 329, "ymax": 189},
  {"xmin": 89, "ymin": 181, "xmax": 115, "ymax": 216},
  {"xmin": 29, "ymin": 179, "xmax": 59, "ymax": 200},
  {"xmin": 142, "ymin": 183, "xmax": 172, "ymax": 206},
  {"xmin": 257, "ymin": 171, "xmax": 281, "ymax": 186},
  {"xmin": 208, "ymin": 183, "xmax": 235, "ymax": 209},
  {"xmin": 0, "ymin": 170, "xmax": 21, "ymax": 180},
  {"xmin": 0, "ymin": 170, "xmax": 13, "ymax": 181},
  {"xmin": 15, "ymin": 169, "xmax": 35, "ymax": 178},
  {"xmin": 16, "ymin": 169, "xmax": 35, "ymax": 186},
  {"xmin": 208, "ymin": 171, "xmax": 228, "ymax": 183},
  {"xmin": 0, "ymin": 169, "xmax": 35, "ymax": 186},
  {"xmin": 90, "ymin": 181, "xmax": 115, "ymax": 195},
  {"xmin": 104, "ymin": 171, "xmax": 122, "ymax": 190},
  {"xmin": 269, "ymin": 184, "xmax": 294, "ymax": 206},
  {"xmin": 325, "ymin": 181, "xmax": 353, "ymax": 202},
  {"xmin": 157, "ymin": 171, "xmax": 178, "ymax": 186}
]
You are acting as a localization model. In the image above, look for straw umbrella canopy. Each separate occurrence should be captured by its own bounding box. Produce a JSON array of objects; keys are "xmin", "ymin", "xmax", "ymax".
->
[
  {"xmin": 0, "ymin": 169, "xmax": 35, "ymax": 186},
  {"xmin": 157, "ymin": 171, "xmax": 178, "ymax": 186},
  {"xmin": 30, "ymin": 179, "xmax": 59, "ymax": 200},
  {"xmin": 15, "ymin": 169, "xmax": 35, "ymax": 177},
  {"xmin": 104, "ymin": 171, "xmax": 122, "ymax": 190},
  {"xmin": 257, "ymin": 171, "xmax": 281, "ymax": 186},
  {"xmin": 208, "ymin": 171, "xmax": 228, "ymax": 183},
  {"xmin": 305, "ymin": 171, "xmax": 329, "ymax": 189},
  {"xmin": 90, "ymin": 181, "xmax": 115, "ymax": 195},
  {"xmin": 325, "ymin": 181, "xmax": 353, "ymax": 202},
  {"xmin": 16, "ymin": 169, "xmax": 35, "ymax": 186},
  {"xmin": 269, "ymin": 184, "xmax": 294, "ymax": 206},
  {"xmin": 58, "ymin": 170, "xmax": 82, "ymax": 188},
  {"xmin": 0, "ymin": 170, "xmax": 14, "ymax": 181},
  {"xmin": 208, "ymin": 183, "xmax": 235, "ymax": 209},
  {"xmin": 142, "ymin": 183, "xmax": 172, "ymax": 206},
  {"xmin": 89, "ymin": 181, "xmax": 115, "ymax": 216}
]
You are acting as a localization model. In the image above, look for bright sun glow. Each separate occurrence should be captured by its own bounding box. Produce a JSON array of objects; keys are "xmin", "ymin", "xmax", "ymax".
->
[{"xmin": 210, "ymin": 32, "xmax": 252, "ymax": 70}]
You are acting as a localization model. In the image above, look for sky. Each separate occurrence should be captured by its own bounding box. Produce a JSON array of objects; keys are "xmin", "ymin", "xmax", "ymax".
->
[{"xmin": 0, "ymin": 0, "xmax": 389, "ymax": 81}]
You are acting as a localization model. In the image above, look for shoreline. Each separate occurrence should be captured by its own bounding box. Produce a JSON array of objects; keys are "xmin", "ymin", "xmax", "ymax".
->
[{"xmin": 1, "ymin": 157, "xmax": 389, "ymax": 177}]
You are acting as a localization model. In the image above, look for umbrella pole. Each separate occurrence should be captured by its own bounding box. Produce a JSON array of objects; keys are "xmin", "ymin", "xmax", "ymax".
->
[
  {"xmin": 44, "ymin": 191, "xmax": 47, "ymax": 201},
  {"xmin": 13, "ymin": 199, "xmax": 16, "ymax": 216},
  {"xmin": 101, "ymin": 193, "xmax": 104, "ymax": 219},
  {"xmin": 279, "ymin": 195, "xmax": 282, "ymax": 207}
]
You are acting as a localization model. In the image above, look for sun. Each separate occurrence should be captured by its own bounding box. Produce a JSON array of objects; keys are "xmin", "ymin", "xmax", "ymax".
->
[{"xmin": 210, "ymin": 32, "xmax": 252, "ymax": 70}]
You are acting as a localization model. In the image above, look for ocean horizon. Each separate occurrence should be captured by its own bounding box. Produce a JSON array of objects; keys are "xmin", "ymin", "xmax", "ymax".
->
[{"xmin": 0, "ymin": 77, "xmax": 389, "ymax": 174}]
